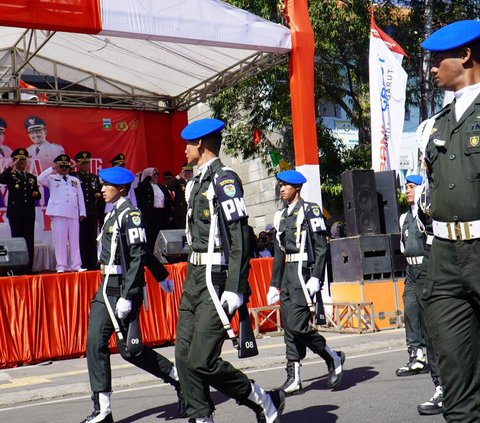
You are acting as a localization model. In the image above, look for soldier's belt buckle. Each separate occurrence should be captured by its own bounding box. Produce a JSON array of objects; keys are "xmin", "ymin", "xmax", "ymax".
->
[{"xmin": 447, "ymin": 222, "xmax": 462, "ymax": 241}]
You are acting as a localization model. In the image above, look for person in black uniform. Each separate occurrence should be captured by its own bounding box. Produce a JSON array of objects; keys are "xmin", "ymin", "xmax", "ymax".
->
[
  {"xmin": 0, "ymin": 148, "xmax": 41, "ymax": 273},
  {"xmin": 135, "ymin": 167, "xmax": 174, "ymax": 251},
  {"xmin": 420, "ymin": 20, "xmax": 480, "ymax": 422},
  {"xmin": 81, "ymin": 166, "xmax": 185, "ymax": 423},
  {"xmin": 267, "ymin": 170, "xmax": 344, "ymax": 396},
  {"xmin": 395, "ymin": 174, "xmax": 428, "ymax": 378},
  {"xmin": 174, "ymin": 118, "xmax": 285, "ymax": 423},
  {"xmin": 71, "ymin": 151, "xmax": 102, "ymax": 270},
  {"xmin": 171, "ymin": 164, "xmax": 193, "ymax": 229}
]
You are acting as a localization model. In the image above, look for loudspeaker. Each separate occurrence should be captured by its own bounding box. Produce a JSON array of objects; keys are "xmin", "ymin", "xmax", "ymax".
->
[
  {"xmin": 388, "ymin": 233, "xmax": 407, "ymax": 277},
  {"xmin": 375, "ymin": 170, "xmax": 400, "ymax": 234},
  {"xmin": 154, "ymin": 229, "xmax": 189, "ymax": 263},
  {"xmin": 0, "ymin": 238, "xmax": 29, "ymax": 268},
  {"xmin": 330, "ymin": 234, "xmax": 392, "ymax": 282},
  {"xmin": 341, "ymin": 170, "xmax": 380, "ymax": 236}
]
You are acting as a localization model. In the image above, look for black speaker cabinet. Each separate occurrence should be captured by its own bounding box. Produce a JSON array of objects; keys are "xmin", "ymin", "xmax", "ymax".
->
[
  {"xmin": 375, "ymin": 170, "xmax": 400, "ymax": 234},
  {"xmin": 330, "ymin": 234, "xmax": 392, "ymax": 282},
  {"xmin": 0, "ymin": 238, "xmax": 29, "ymax": 268},
  {"xmin": 341, "ymin": 170, "xmax": 380, "ymax": 236},
  {"xmin": 388, "ymin": 233, "xmax": 407, "ymax": 277}
]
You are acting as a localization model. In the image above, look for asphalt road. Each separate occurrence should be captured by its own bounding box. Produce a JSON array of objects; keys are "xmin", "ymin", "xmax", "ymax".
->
[{"xmin": 0, "ymin": 329, "xmax": 445, "ymax": 422}]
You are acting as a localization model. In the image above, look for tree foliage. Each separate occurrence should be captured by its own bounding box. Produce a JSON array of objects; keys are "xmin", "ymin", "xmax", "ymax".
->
[{"xmin": 209, "ymin": 0, "xmax": 480, "ymax": 200}]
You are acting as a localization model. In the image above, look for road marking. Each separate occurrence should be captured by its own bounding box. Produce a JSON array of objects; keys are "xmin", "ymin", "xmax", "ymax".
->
[{"xmin": 0, "ymin": 347, "xmax": 406, "ymax": 412}]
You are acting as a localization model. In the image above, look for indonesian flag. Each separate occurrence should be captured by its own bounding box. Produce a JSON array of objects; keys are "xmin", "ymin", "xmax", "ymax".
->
[
  {"xmin": 369, "ymin": 10, "xmax": 408, "ymax": 171},
  {"xmin": 19, "ymin": 80, "xmax": 48, "ymax": 103}
]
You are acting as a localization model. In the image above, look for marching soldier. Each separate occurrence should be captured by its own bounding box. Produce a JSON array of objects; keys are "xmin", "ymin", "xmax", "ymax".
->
[
  {"xmin": 71, "ymin": 151, "xmax": 102, "ymax": 270},
  {"xmin": 267, "ymin": 170, "xmax": 344, "ymax": 396},
  {"xmin": 175, "ymin": 118, "xmax": 285, "ymax": 423},
  {"xmin": 37, "ymin": 154, "xmax": 86, "ymax": 272},
  {"xmin": 81, "ymin": 166, "xmax": 185, "ymax": 423},
  {"xmin": 396, "ymin": 174, "xmax": 429, "ymax": 378},
  {"xmin": 420, "ymin": 20, "xmax": 480, "ymax": 421},
  {"xmin": 0, "ymin": 148, "xmax": 41, "ymax": 273}
]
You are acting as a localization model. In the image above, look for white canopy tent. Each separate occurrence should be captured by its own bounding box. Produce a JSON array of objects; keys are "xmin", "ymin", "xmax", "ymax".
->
[{"xmin": 0, "ymin": 0, "xmax": 291, "ymax": 111}]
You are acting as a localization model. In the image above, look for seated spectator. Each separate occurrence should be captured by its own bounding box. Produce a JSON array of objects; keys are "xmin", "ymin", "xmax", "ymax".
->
[{"xmin": 256, "ymin": 236, "xmax": 272, "ymax": 258}]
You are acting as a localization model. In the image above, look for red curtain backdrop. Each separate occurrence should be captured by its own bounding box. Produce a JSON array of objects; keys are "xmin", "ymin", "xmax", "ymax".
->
[{"xmin": 0, "ymin": 258, "xmax": 273, "ymax": 369}]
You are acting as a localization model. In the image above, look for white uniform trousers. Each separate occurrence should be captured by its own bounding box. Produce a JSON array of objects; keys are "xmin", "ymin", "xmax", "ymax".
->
[{"xmin": 51, "ymin": 216, "xmax": 82, "ymax": 271}]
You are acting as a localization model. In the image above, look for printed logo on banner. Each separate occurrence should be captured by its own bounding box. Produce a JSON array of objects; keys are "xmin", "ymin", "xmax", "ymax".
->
[
  {"xmin": 103, "ymin": 118, "xmax": 112, "ymax": 130},
  {"xmin": 116, "ymin": 121, "xmax": 128, "ymax": 131}
]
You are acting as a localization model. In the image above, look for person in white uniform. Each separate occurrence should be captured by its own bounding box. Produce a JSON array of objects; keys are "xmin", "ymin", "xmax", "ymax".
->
[
  {"xmin": 25, "ymin": 115, "xmax": 64, "ymax": 173},
  {"xmin": 38, "ymin": 154, "xmax": 86, "ymax": 272}
]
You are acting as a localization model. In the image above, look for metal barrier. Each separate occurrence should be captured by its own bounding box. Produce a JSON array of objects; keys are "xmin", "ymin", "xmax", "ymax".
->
[{"xmin": 249, "ymin": 301, "xmax": 376, "ymax": 336}]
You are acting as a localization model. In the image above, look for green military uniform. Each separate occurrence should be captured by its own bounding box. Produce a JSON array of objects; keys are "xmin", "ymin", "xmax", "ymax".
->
[
  {"xmin": 174, "ymin": 158, "xmax": 253, "ymax": 418},
  {"xmin": 423, "ymin": 93, "xmax": 480, "ymax": 422},
  {"xmin": 400, "ymin": 209, "xmax": 426, "ymax": 354},
  {"xmin": 271, "ymin": 199, "xmax": 329, "ymax": 362},
  {"xmin": 86, "ymin": 196, "xmax": 175, "ymax": 393}
]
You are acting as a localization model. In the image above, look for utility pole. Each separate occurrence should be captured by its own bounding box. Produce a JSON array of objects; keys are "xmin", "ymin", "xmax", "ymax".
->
[{"xmin": 420, "ymin": 0, "xmax": 433, "ymax": 121}]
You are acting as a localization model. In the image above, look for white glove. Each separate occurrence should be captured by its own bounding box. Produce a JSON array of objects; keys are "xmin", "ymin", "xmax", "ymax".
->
[
  {"xmin": 116, "ymin": 297, "xmax": 132, "ymax": 319},
  {"xmin": 266, "ymin": 287, "xmax": 280, "ymax": 305},
  {"xmin": 220, "ymin": 291, "xmax": 244, "ymax": 315},
  {"xmin": 306, "ymin": 277, "xmax": 321, "ymax": 297},
  {"xmin": 160, "ymin": 278, "xmax": 174, "ymax": 294}
]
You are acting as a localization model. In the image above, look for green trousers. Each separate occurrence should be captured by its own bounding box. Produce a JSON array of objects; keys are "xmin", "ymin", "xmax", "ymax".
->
[
  {"xmin": 175, "ymin": 264, "xmax": 251, "ymax": 418},
  {"xmin": 424, "ymin": 238, "xmax": 480, "ymax": 422}
]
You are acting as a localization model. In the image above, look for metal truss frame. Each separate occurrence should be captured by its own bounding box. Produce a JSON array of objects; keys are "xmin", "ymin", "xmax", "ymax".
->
[{"xmin": 0, "ymin": 29, "xmax": 289, "ymax": 112}]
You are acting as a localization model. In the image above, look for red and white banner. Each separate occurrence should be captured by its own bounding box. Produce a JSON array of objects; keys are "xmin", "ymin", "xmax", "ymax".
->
[
  {"xmin": 369, "ymin": 12, "xmax": 408, "ymax": 172},
  {"xmin": 0, "ymin": 105, "xmax": 187, "ymax": 256}
]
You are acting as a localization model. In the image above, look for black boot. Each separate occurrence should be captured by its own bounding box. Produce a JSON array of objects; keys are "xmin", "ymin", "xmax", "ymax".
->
[
  {"xmin": 417, "ymin": 377, "xmax": 444, "ymax": 415},
  {"xmin": 396, "ymin": 346, "xmax": 429, "ymax": 376},
  {"xmin": 81, "ymin": 392, "xmax": 114, "ymax": 423},
  {"xmin": 319, "ymin": 347, "xmax": 345, "ymax": 388},
  {"xmin": 247, "ymin": 383, "xmax": 285, "ymax": 423},
  {"xmin": 164, "ymin": 375, "xmax": 187, "ymax": 418},
  {"xmin": 279, "ymin": 361, "xmax": 303, "ymax": 396}
]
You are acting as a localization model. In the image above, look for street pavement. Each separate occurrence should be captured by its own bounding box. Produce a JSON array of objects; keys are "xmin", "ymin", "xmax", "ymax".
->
[{"xmin": 0, "ymin": 328, "xmax": 446, "ymax": 422}]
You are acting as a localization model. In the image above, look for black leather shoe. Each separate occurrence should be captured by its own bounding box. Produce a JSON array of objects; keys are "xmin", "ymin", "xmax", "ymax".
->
[{"xmin": 327, "ymin": 351, "xmax": 345, "ymax": 388}]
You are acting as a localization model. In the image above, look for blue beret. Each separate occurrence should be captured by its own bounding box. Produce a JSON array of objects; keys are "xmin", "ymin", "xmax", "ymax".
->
[
  {"xmin": 277, "ymin": 170, "xmax": 307, "ymax": 185},
  {"xmin": 421, "ymin": 20, "xmax": 480, "ymax": 52},
  {"xmin": 24, "ymin": 115, "xmax": 46, "ymax": 131},
  {"xmin": 99, "ymin": 167, "xmax": 135, "ymax": 185},
  {"xmin": 405, "ymin": 174, "xmax": 423, "ymax": 186},
  {"xmin": 181, "ymin": 118, "xmax": 225, "ymax": 141}
]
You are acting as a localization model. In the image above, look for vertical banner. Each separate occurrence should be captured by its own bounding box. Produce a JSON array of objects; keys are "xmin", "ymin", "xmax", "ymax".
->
[{"xmin": 369, "ymin": 10, "xmax": 408, "ymax": 172}]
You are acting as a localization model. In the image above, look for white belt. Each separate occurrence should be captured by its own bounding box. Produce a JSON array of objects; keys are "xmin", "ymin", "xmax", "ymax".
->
[
  {"xmin": 189, "ymin": 252, "xmax": 226, "ymax": 266},
  {"xmin": 285, "ymin": 253, "xmax": 308, "ymax": 263},
  {"xmin": 432, "ymin": 219, "xmax": 480, "ymax": 241},
  {"xmin": 100, "ymin": 264, "xmax": 122, "ymax": 275},
  {"xmin": 406, "ymin": 256, "xmax": 423, "ymax": 265}
]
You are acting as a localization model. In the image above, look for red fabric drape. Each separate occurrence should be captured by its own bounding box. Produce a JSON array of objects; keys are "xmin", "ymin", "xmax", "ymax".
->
[{"xmin": 0, "ymin": 258, "xmax": 273, "ymax": 369}]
